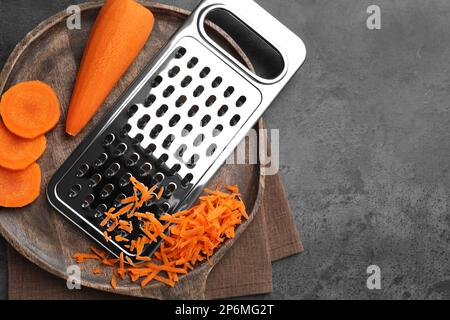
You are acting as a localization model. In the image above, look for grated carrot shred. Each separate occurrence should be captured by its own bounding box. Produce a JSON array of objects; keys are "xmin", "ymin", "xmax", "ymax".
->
[
  {"xmin": 92, "ymin": 266, "xmax": 104, "ymax": 275},
  {"xmin": 72, "ymin": 178, "xmax": 248, "ymax": 289}
]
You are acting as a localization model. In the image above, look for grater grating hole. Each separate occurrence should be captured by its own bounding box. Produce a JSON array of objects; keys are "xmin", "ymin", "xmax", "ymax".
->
[
  {"xmin": 120, "ymin": 124, "xmax": 132, "ymax": 138},
  {"xmin": 162, "ymin": 134, "xmax": 175, "ymax": 149},
  {"xmin": 119, "ymin": 173, "xmax": 132, "ymax": 187},
  {"xmin": 137, "ymin": 114, "xmax": 151, "ymax": 130},
  {"xmin": 181, "ymin": 76, "xmax": 193, "ymax": 88},
  {"xmin": 168, "ymin": 66, "xmax": 180, "ymax": 78},
  {"xmin": 224, "ymin": 86, "xmax": 235, "ymax": 98},
  {"xmin": 206, "ymin": 144, "xmax": 217, "ymax": 157},
  {"xmin": 103, "ymin": 133, "xmax": 115, "ymax": 146},
  {"xmin": 176, "ymin": 144, "xmax": 187, "ymax": 158},
  {"xmin": 153, "ymin": 172, "xmax": 164, "ymax": 183},
  {"xmin": 205, "ymin": 95, "xmax": 216, "ymax": 107},
  {"xmin": 182, "ymin": 173, "xmax": 194, "ymax": 186},
  {"xmin": 170, "ymin": 164, "xmax": 181, "ymax": 175},
  {"xmin": 69, "ymin": 184, "xmax": 82, "ymax": 198},
  {"xmin": 201, "ymin": 115, "xmax": 211, "ymax": 127},
  {"xmin": 88, "ymin": 173, "xmax": 102, "ymax": 188},
  {"xmin": 182, "ymin": 124, "xmax": 193, "ymax": 137},
  {"xmin": 212, "ymin": 76, "xmax": 223, "ymax": 88},
  {"xmin": 94, "ymin": 204, "xmax": 107, "ymax": 219},
  {"xmin": 76, "ymin": 164, "xmax": 90, "ymax": 177},
  {"xmin": 127, "ymin": 105, "xmax": 139, "ymax": 118},
  {"xmin": 144, "ymin": 143, "xmax": 157, "ymax": 155},
  {"xmin": 169, "ymin": 114, "xmax": 181, "ymax": 127},
  {"xmin": 186, "ymin": 154, "xmax": 199, "ymax": 169},
  {"xmin": 167, "ymin": 182, "xmax": 177, "ymax": 193},
  {"xmin": 151, "ymin": 75, "xmax": 163, "ymax": 88},
  {"xmin": 193, "ymin": 134, "xmax": 205, "ymax": 147},
  {"xmin": 113, "ymin": 194, "xmax": 126, "ymax": 207},
  {"xmin": 175, "ymin": 95, "xmax": 187, "ymax": 107},
  {"xmin": 158, "ymin": 153, "xmax": 169, "ymax": 165},
  {"xmin": 193, "ymin": 85, "xmax": 204, "ymax": 97},
  {"xmin": 217, "ymin": 105, "xmax": 228, "ymax": 117},
  {"xmin": 139, "ymin": 163, "xmax": 152, "ymax": 176},
  {"xmin": 188, "ymin": 105, "xmax": 199, "ymax": 117},
  {"xmin": 156, "ymin": 104, "xmax": 168, "ymax": 117},
  {"xmin": 95, "ymin": 153, "xmax": 108, "ymax": 168},
  {"xmin": 132, "ymin": 133, "xmax": 144, "ymax": 145},
  {"xmin": 236, "ymin": 95, "xmax": 247, "ymax": 107},
  {"xmin": 113, "ymin": 143, "xmax": 127, "ymax": 157},
  {"xmin": 213, "ymin": 124, "xmax": 223, "ymax": 137},
  {"xmin": 105, "ymin": 162, "xmax": 120, "ymax": 178},
  {"xmin": 126, "ymin": 153, "xmax": 140, "ymax": 167},
  {"xmin": 81, "ymin": 194, "xmax": 95, "ymax": 208},
  {"xmin": 100, "ymin": 184, "xmax": 114, "ymax": 199},
  {"xmin": 150, "ymin": 124, "xmax": 163, "ymax": 139},
  {"xmin": 159, "ymin": 202, "xmax": 170, "ymax": 213},
  {"xmin": 175, "ymin": 47, "xmax": 186, "ymax": 58},
  {"xmin": 163, "ymin": 85, "xmax": 175, "ymax": 98},
  {"xmin": 230, "ymin": 114, "xmax": 241, "ymax": 126},
  {"xmin": 144, "ymin": 95, "xmax": 156, "ymax": 107},
  {"xmin": 187, "ymin": 57, "xmax": 198, "ymax": 68},
  {"xmin": 199, "ymin": 67, "xmax": 211, "ymax": 78}
]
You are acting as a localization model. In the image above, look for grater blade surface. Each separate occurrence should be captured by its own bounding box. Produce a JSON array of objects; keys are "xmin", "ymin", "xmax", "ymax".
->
[{"xmin": 47, "ymin": 0, "xmax": 306, "ymax": 262}]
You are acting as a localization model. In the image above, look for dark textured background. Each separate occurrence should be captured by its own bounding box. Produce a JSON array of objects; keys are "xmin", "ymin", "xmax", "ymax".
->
[{"xmin": 2, "ymin": 0, "xmax": 450, "ymax": 299}]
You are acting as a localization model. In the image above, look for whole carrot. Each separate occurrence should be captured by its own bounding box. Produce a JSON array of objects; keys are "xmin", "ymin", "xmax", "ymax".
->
[{"xmin": 66, "ymin": 0, "xmax": 154, "ymax": 136}]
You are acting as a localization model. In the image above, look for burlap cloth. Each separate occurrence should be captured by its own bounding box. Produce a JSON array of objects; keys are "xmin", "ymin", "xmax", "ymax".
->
[{"xmin": 7, "ymin": 174, "xmax": 302, "ymax": 299}]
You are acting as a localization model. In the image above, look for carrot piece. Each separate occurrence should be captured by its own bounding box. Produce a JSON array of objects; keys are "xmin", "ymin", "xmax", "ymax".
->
[
  {"xmin": 156, "ymin": 186, "xmax": 164, "ymax": 200},
  {"xmin": 92, "ymin": 266, "xmax": 104, "ymax": 275},
  {"xmin": 140, "ymin": 270, "xmax": 159, "ymax": 288},
  {"xmin": 136, "ymin": 255, "xmax": 152, "ymax": 262},
  {"xmin": 0, "ymin": 120, "xmax": 46, "ymax": 170},
  {"xmin": 115, "ymin": 235, "xmax": 129, "ymax": 242},
  {"xmin": 103, "ymin": 231, "xmax": 111, "ymax": 242},
  {"xmin": 111, "ymin": 272, "xmax": 117, "ymax": 289},
  {"xmin": 73, "ymin": 253, "xmax": 99, "ymax": 263},
  {"xmin": 118, "ymin": 252, "xmax": 125, "ymax": 279},
  {"xmin": 0, "ymin": 163, "xmax": 41, "ymax": 207},
  {"xmin": 0, "ymin": 81, "xmax": 60, "ymax": 139},
  {"xmin": 65, "ymin": 0, "xmax": 155, "ymax": 136},
  {"xmin": 225, "ymin": 185, "xmax": 239, "ymax": 194},
  {"xmin": 125, "ymin": 256, "xmax": 135, "ymax": 266}
]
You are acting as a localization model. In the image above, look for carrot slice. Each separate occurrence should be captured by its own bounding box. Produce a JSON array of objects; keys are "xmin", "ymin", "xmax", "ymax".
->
[
  {"xmin": 0, "ymin": 119, "xmax": 46, "ymax": 170},
  {"xmin": 65, "ymin": 0, "xmax": 155, "ymax": 136},
  {"xmin": 0, "ymin": 163, "xmax": 40, "ymax": 207},
  {"xmin": 0, "ymin": 81, "xmax": 60, "ymax": 139}
]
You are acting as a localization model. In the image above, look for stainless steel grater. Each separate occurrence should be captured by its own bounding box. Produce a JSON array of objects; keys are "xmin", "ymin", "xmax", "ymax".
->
[{"xmin": 47, "ymin": 0, "xmax": 306, "ymax": 262}]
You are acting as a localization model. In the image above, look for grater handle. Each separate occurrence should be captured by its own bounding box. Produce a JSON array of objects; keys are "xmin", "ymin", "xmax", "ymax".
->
[{"xmin": 195, "ymin": 0, "xmax": 306, "ymax": 88}]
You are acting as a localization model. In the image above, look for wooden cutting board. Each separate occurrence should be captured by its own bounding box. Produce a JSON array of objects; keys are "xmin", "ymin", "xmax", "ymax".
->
[{"xmin": 0, "ymin": 1, "xmax": 265, "ymax": 299}]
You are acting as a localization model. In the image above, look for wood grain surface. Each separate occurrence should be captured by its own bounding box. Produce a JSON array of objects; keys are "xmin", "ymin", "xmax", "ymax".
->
[{"xmin": 0, "ymin": 1, "xmax": 265, "ymax": 299}]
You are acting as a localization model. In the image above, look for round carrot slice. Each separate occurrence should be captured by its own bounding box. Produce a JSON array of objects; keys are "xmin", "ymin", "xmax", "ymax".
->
[
  {"xmin": 0, "ymin": 119, "xmax": 46, "ymax": 170},
  {"xmin": 0, "ymin": 163, "xmax": 41, "ymax": 207},
  {"xmin": 0, "ymin": 81, "xmax": 60, "ymax": 139}
]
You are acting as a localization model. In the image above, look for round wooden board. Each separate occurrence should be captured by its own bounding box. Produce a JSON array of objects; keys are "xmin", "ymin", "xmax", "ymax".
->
[{"xmin": 0, "ymin": 1, "xmax": 265, "ymax": 299}]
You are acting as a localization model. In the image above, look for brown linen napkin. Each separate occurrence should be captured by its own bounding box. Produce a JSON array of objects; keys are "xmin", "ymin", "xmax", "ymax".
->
[
  {"xmin": 264, "ymin": 174, "xmax": 303, "ymax": 261},
  {"xmin": 8, "ymin": 174, "xmax": 302, "ymax": 299}
]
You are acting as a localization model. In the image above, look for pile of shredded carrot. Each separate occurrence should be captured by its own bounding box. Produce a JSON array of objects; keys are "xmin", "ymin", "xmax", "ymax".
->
[{"xmin": 73, "ymin": 177, "xmax": 248, "ymax": 289}]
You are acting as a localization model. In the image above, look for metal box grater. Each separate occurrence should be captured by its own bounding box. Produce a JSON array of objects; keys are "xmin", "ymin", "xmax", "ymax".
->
[{"xmin": 47, "ymin": 0, "xmax": 306, "ymax": 262}]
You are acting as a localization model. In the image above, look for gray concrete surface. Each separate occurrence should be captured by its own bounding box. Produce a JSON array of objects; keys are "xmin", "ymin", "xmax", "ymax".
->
[{"xmin": 2, "ymin": 0, "xmax": 450, "ymax": 300}]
